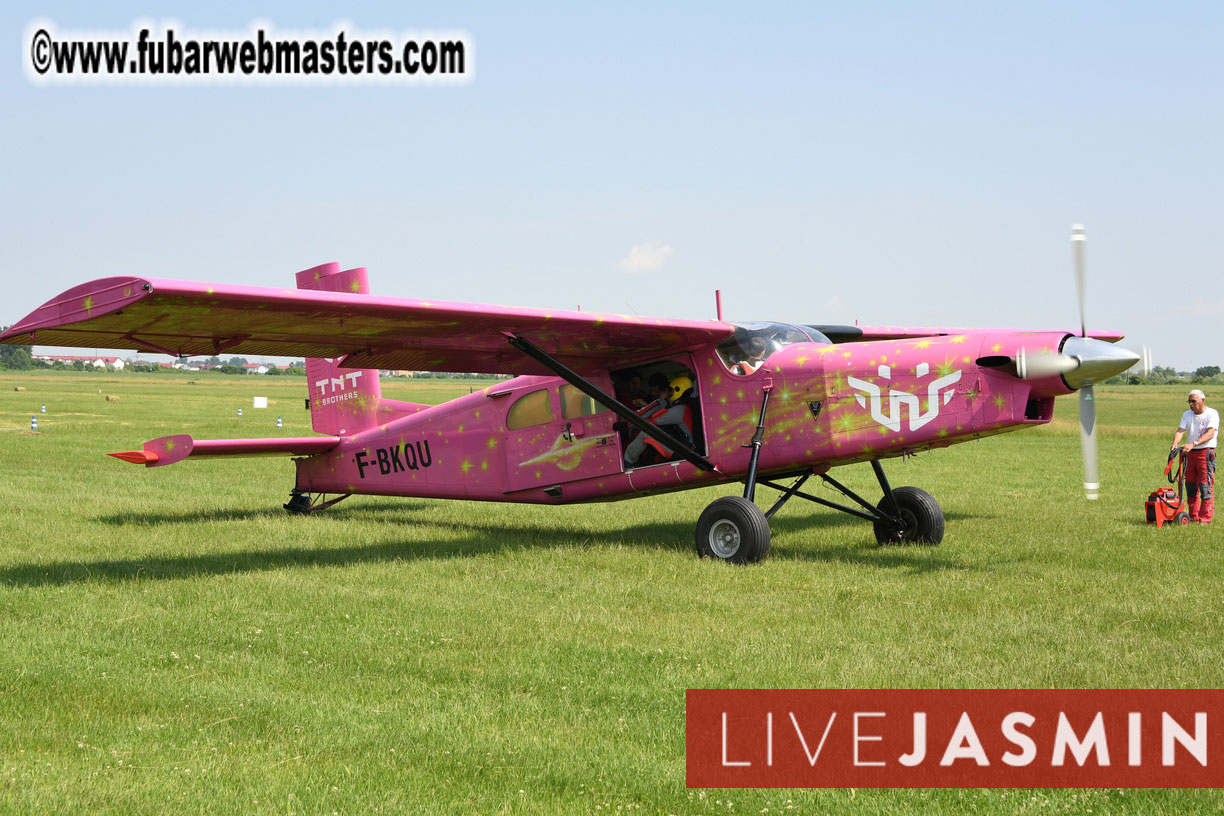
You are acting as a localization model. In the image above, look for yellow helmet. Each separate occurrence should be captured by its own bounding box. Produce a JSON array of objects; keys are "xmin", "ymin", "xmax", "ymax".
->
[{"xmin": 669, "ymin": 374, "xmax": 693, "ymax": 399}]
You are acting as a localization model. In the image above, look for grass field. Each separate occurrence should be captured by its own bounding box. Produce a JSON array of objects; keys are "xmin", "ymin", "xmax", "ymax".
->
[{"xmin": 1, "ymin": 370, "xmax": 1220, "ymax": 814}]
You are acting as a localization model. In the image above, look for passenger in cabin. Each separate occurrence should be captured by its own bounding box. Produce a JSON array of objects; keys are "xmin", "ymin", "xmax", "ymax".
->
[
  {"xmin": 623, "ymin": 373, "xmax": 695, "ymax": 468},
  {"xmin": 621, "ymin": 372, "xmax": 650, "ymax": 409},
  {"xmin": 642, "ymin": 373, "xmax": 671, "ymax": 409}
]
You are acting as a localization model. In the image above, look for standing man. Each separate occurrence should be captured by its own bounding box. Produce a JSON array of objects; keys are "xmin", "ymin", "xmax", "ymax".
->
[{"xmin": 1173, "ymin": 389, "xmax": 1218, "ymax": 524}]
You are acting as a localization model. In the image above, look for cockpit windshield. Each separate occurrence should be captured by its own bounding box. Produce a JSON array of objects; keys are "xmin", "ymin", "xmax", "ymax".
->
[{"xmin": 715, "ymin": 322, "xmax": 831, "ymax": 376}]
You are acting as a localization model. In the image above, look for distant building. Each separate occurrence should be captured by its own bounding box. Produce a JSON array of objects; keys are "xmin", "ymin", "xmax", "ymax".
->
[{"xmin": 35, "ymin": 355, "xmax": 125, "ymax": 370}]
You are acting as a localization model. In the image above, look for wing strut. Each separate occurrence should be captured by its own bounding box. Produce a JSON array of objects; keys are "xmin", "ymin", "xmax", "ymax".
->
[{"xmin": 505, "ymin": 334, "xmax": 718, "ymax": 473}]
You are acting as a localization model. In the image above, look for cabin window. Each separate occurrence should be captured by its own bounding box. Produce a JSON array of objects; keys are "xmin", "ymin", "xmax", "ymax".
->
[
  {"xmin": 715, "ymin": 322, "xmax": 820, "ymax": 375},
  {"xmin": 560, "ymin": 385, "xmax": 601, "ymax": 419},
  {"xmin": 507, "ymin": 389, "xmax": 554, "ymax": 429}
]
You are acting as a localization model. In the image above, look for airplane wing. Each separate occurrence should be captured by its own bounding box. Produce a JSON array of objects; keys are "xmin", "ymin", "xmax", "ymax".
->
[
  {"xmin": 847, "ymin": 325, "xmax": 1125, "ymax": 343},
  {"xmin": 0, "ymin": 277, "xmax": 734, "ymax": 375}
]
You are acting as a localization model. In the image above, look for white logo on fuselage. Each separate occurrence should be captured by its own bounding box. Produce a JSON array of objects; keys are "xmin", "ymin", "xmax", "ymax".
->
[
  {"xmin": 314, "ymin": 370, "xmax": 363, "ymax": 396},
  {"xmin": 847, "ymin": 363, "xmax": 961, "ymax": 433}
]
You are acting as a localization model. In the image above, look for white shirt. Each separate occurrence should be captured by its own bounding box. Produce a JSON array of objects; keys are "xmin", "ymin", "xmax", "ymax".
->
[{"xmin": 1180, "ymin": 406, "xmax": 1220, "ymax": 449}]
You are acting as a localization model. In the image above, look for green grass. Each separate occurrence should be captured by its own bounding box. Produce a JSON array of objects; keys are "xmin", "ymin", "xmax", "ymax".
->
[{"xmin": 1, "ymin": 370, "xmax": 1221, "ymax": 814}]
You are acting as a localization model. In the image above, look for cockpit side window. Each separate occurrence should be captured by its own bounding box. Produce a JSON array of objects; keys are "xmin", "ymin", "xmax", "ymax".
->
[{"xmin": 715, "ymin": 322, "xmax": 820, "ymax": 375}]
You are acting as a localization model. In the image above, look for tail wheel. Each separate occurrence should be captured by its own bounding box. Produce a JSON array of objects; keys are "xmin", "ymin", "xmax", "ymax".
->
[
  {"xmin": 873, "ymin": 486, "xmax": 944, "ymax": 545},
  {"xmin": 284, "ymin": 492, "xmax": 312, "ymax": 515},
  {"xmin": 696, "ymin": 496, "xmax": 771, "ymax": 564}
]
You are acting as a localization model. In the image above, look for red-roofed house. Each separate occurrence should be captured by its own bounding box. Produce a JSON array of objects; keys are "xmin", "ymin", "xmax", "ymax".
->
[{"xmin": 35, "ymin": 355, "xmax": 126, "ymax": 370}]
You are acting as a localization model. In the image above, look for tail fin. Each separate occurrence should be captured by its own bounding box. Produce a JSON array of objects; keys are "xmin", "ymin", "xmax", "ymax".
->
[{"xmin": 297, "ymin": 263, "xmax": 426, "ymax": 435}]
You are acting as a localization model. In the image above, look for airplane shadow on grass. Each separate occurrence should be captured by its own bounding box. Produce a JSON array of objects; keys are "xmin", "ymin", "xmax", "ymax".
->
[{"xmin": 0, "ymin": 502, "xmax": 979, "ymax": 588}]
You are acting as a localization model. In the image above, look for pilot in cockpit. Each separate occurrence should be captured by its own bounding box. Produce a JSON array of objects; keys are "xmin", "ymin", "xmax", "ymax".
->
[{"xmin": 732, "ymin": 336, "xmax": 769, "ymax": 376}]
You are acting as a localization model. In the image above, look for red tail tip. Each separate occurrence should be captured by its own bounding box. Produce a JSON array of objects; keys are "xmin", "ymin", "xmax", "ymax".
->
[{"xmin": 108, "ymin": 450, "xmax": 159, "ymax": 465}]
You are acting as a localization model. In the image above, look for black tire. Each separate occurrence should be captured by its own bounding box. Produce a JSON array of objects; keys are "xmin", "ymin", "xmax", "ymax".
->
[
  {"xmin": 873, "ymin": 486, "xmax": 944, "ymax": 545},
  {"xmin": 1175, "ymin": 511, "xmax": 1191, "ymax": 527},
  {"xmin": 695, "ymin": 496, "xmax": 771, "ymax": 564}
]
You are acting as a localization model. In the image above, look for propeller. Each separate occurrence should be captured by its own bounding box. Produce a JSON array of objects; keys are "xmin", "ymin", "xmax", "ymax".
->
[
  {"xmin": 1010, "ymin": 226, "xmax": 1140, "ymax": 499},
  {"xmin": 1073, "ymin": 224, "xmax": 1087, "ymax": 338},
  {"xmin": 973, "ymin": 226, "xmax": 1147, "ymax": 498},
  {"xmin": 1103, "ymin": 341, "xmax": 1153, "ymax": 382},
  {"xmin": 1080, "ymin": 381, "xmax": 1099, "ymax": 500},
  {"xmin": 1072, "ymin": 225, "xmax": 1098, "ymax": 500}
]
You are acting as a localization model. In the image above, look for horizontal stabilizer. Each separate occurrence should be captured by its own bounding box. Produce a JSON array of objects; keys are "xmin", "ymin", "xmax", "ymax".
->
[
  {"xmin": 108, "ymin": 450, "xmax": 160, "ymax": 465},
  {"xmin": 109, "ymin": 434, "xmax": 340, "ymax": 467}
]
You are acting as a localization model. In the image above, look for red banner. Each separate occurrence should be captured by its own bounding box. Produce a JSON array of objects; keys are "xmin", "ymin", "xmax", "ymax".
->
[{"xmin": 686, "ymin": 690, "xmax": 1224, "ymax": 788}]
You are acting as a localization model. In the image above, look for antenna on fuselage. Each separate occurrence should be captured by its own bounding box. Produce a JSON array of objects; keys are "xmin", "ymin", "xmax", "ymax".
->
[{"xmin": 715, "ymin": 290, "xmax": 723, "ymax": 321}]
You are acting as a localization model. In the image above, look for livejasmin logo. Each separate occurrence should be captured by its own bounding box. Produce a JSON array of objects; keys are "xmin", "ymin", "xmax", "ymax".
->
[
  {"xmin": 686, "ymin": 690, "xmax": 1223, "ymax": 788},
  {"xmin": 718, "ymin": 710, "xmax": 1203, "ymax": 768},
  {"xmin": 847, "ymin": 363, "xmax": 961, "ymax": 433}
]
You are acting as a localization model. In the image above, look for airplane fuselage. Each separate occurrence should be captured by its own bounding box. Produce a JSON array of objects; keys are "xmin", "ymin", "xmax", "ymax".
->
[{"xmin": 294, "ymin": 330, "xmax": 1074, "ymax": 504}]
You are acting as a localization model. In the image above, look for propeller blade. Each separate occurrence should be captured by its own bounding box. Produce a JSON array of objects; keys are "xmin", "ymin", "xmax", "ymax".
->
[
  {"xmin": 1072, "ymin": 224, "xmax": 1087, "ymax": 337},
  {"xmin": 1066, "ymin": 226, "xmax": 1120, "ymax": 500},
  {"xmin": 1115, "ymin": 343, "xmax": 1152, "ymax": 381},
  {"xmin": 1080, "ymin": 383, "xmax": 1099, "ymax": 500}
]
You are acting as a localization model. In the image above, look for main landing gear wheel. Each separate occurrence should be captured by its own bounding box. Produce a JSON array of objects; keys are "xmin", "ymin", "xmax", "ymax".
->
[
  {"xmin": 873, "ymin": 486, "xmax": 944, "ymax": 546},
  {"xmin": 696, "ymin": 496, "xmax": 771, "ymax": 564}
]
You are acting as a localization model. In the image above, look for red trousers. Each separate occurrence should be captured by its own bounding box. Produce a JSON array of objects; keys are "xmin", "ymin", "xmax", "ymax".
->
[{"xmin": 1185, "ymin": 448, "xmax": 1216, "ymax": 524}]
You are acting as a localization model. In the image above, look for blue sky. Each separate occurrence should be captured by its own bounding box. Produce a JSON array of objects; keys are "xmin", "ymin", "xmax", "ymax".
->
[{"xmin": 3, "ymin": 1, "xmax": 1221, "ymax": 369}]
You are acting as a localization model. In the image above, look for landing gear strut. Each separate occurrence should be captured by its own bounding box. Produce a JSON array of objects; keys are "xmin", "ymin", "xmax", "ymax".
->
[
  {"xmin": 695, "ymin": 459, "xmax": 944, "ymax": 564},
  {"xmin": 757, "ymin": 460, "xmax": 944, "ymax": 548},
  {"xmin": 695, "ymin": 386, "xmax": 775, "ymax": 564},
  {"xmin": 694, "ymin": 387, "xmax": 943, "ymax": 563}
]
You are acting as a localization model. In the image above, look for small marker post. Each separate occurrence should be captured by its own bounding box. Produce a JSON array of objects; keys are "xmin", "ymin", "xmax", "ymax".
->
[
  {"xmin": 238, "ymin": 408, "xmax": 243, "ymax": 417},
  {"xmin": 31, "ymin": 416, "xmax": 37, "ymax": 431},
  {"xmin": 276, "ymin": 415, "xmax": 283, "ymax": 428},
  {"xmin": 41, "ymin": 404, "xmax": 46, "ymax": 413}
]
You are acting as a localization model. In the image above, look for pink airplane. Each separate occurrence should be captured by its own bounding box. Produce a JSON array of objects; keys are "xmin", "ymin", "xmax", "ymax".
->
[{"xmin": 1, "ymin": 231, "xmax": 1140, "ymax": 563}]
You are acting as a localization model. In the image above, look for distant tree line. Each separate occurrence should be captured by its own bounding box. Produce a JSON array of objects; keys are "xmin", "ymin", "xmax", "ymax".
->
[
  {"xmin": 405, "ymin": 371, "xmax": 509, "ymax": 380},
  {"xmin": 0, "ymin": 328, "xmax": 34, "ymax": 369},
  {"xmin": 1105, "ymin": 365, "xmax": 1223, "ymax": 386}
]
